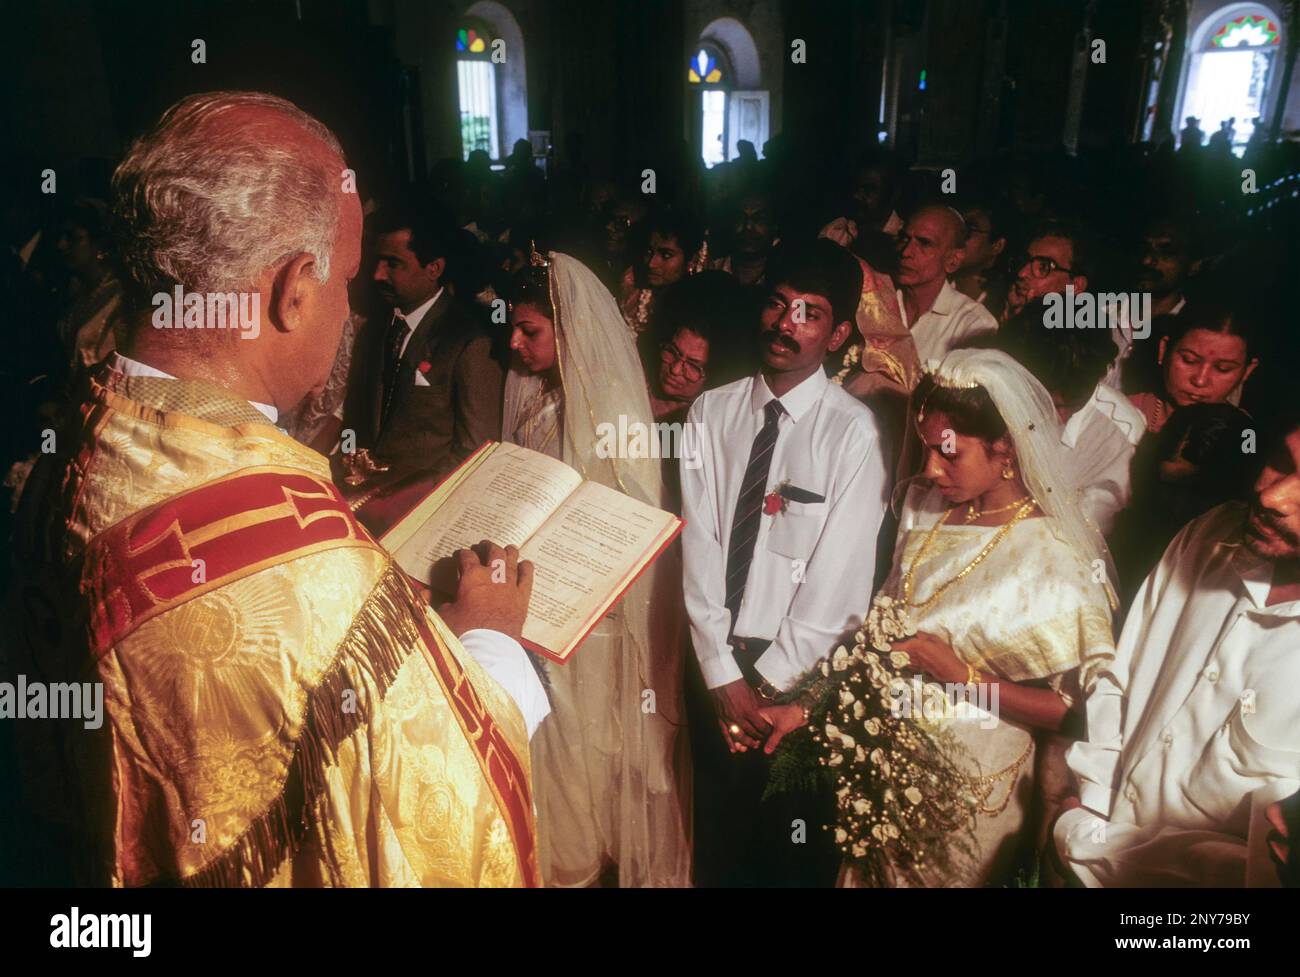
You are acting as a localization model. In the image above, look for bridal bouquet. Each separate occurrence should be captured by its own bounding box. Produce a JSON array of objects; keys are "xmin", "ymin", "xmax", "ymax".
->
[{"xmin": 768, "ymin": 594, "xmax": 978, "ymax": 886}]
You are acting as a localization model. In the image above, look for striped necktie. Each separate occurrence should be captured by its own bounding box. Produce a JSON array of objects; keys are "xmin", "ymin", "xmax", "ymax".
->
[
  {"xmin": 381, "ymin": 311, "xmax": 409, "ymax": 427},
  {"xmin": 724, "ymin": 398, "xmax": 785, "ymax": 633}
]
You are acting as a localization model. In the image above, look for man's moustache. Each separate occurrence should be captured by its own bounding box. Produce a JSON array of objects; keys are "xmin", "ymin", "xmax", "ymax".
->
[{"xmin": 761, "ymin": 330, "xmax": 800, "ymax": 353}]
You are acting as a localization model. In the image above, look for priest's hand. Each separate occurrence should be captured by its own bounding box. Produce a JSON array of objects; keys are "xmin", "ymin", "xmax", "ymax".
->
[
  {"xmin": 711, "ymin": 679, "xmax": 771, "ymax": 752},
  {"xmin": 892, "ymin": 631, "xmax": 968, "ymax": 685},
  {"xmin": 437, "ymin": 541, "xmax": 534, "ymax": 641}
]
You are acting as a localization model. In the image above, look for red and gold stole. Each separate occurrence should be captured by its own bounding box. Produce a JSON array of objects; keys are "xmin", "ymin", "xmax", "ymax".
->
[{"xmin": 81, "ymin": 465, "xmax": 540, "ymax": 887}]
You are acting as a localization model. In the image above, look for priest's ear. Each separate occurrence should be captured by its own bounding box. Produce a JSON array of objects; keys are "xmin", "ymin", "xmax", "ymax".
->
[{"xmin": 269, "ymin": 252, "xmax": 322, "ymax": 333}]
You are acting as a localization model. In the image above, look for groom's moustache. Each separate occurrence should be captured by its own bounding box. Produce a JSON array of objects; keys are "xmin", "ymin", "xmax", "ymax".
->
[{"xmin": 761, "ymin": 329, "xmax": 800, "ymax": 354}]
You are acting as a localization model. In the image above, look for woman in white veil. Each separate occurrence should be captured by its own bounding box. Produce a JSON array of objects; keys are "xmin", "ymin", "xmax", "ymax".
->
[
  {"xmin": 502, "ymin": 249, "xmax": 691, "ymax": 887},
  {"xmin": 762, "ymin": 348, "xmax": 1117, "ymax": 886}
]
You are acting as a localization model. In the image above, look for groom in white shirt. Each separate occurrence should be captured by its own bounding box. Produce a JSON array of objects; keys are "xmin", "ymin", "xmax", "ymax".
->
[
  {"xmin": 681, "ymin": 240, "xmax": 890, "ymax": 886},
  {"xmin": 1054, "ymin": 416, "xmax": 1300, "ymax": 886}
]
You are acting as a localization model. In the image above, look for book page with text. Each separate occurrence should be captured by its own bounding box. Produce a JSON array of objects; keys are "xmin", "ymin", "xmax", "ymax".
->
[
  {"xmin": 390, "ymin": 442, "xmax": 583, "ymax": 581},
  {"xmin": 519, "ymin": 479, "xmax": 679, "ymax": 655}
]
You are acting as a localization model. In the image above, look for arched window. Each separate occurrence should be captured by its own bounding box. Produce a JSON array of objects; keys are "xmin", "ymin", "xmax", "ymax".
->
[
  {"xmin": 688, "ymin": 45, "xmax": 732, "ymax": 168},
  {"xmin": 456, "ymin": 18, "xmax": 499, "ymax": 160},
  {"xmin": 688, "ymin": 18, "xmax": 769, "ymax": 170},
  {"xmin": 1178, "ymin": 4, "xmax": 1283, "ymax": 154}
]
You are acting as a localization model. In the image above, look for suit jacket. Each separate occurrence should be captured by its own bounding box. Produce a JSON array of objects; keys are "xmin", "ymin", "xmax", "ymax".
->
[{"xmin": 348, "ymin": 291, "xmax": 505, "ymax": 479}]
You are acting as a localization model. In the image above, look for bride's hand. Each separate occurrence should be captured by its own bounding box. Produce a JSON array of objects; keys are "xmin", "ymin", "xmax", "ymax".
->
[
  {"xmin": 754, "ymin": 704, "xmax": 808, "ymax": 755},
  {"xmin": 891, "ymin": 631, "xmax": 968, "ymax": 684}
]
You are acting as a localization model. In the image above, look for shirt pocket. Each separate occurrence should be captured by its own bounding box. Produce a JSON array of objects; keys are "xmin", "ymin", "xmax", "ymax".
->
[
  {"xmin": 1227, "ymin": 699, "xmax": 1300, "ymax": 778},
  {"xmin": 1183, "ymin": 698, "xmax": 1300, "ymax": 825},
  {"xmin": 763, "ymin": 499, "xmax": 828, "ymax": 561}
]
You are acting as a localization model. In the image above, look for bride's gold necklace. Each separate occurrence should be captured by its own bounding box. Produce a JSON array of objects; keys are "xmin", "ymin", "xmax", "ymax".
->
[
  {"xmin": 962, "ymin": 494, "xmax": 1031, "ymax": 524},
  {"xmin": 902, "ymin": 499, "xmax": 1036, "ymax": 611}
]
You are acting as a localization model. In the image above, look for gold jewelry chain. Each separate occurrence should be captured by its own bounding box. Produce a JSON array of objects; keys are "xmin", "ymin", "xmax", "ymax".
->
[
  {"xmin": 972, "ymin": 737, "xmax": 1034, "ymax": 816},
  {"xmin": 901, "ymin": 500, "xmax": 1036, "ymax": 610},
  {"xmin": 963, "ymin": 494, "xmax": 1031, "ymax": 524}
]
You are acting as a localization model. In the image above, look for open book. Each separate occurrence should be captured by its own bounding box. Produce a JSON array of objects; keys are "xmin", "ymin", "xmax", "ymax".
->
[{"xmin": 381, "ymin": 441, "xmax": 683, "ymax": 663}]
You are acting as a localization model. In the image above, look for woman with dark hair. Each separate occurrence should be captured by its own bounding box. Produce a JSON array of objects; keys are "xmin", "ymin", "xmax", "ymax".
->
[
  {"xmin": 1129, "ymin": 303, "xmax": 1258, "ymax": 435},
  {"xmin": 643, "ymin": 271, "xmax": 759, "ymax": 513},
  {"xmin": 501, "ymin": 249, "xmax": 691, "ymax": 887},
  {"xmin": 620, "ymin": 207, "xmax": 706, "ymax": 334},
  {"xmin": 757, "ymin": 349, "xmax": 1116, "ymax": 887},
  {"xmin": 645, "ymin": 271, "xmax": 757, "ymax": 425}
]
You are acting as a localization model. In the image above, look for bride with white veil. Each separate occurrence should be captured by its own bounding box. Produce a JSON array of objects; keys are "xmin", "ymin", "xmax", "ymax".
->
[
  {"xmin": 501, "ymin": 249, "xmax": 691, "ymax": 887},
  {"xmin": 761, "ymin": 348, "xmax": 1117, "ymax": 886}
]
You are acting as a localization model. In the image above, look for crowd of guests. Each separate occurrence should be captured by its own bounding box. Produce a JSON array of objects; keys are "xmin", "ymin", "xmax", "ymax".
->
[{"xmin": 3, "ymin": 89, "xmax": 1299, "ymax": 888}]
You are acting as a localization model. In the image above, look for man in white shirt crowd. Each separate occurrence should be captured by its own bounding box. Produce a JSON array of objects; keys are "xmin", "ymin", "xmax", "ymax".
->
[
  {"xmin": 1054, "ymin": 415, "xmax": 1300, "ymax": 886},
  {"xmin": 681, "ymin": 240, "xmax": 890, "ymax": 886},
  {"xmin": 996, "ymin": 297, "xmax": 1144, "ymax": 535},
  {"xmin": 894, "ymin": 204, "xmax": 998, "ymax": 364}
]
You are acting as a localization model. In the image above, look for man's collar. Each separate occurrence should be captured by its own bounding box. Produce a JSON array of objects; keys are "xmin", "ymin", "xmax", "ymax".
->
[
  {"xmin": 931, "ymin": 279, "xmax": 961, "ymax": 315},
  {"xmin": 398, "ymin": 287, "xmax": 444, "ymax": 332},
  {"xmin": 1219, "ymin": 518, "xmax": 1300, "ymax": 615},
  {"xmin": 111, "ymin": 352, "xmax": 280, "ymax": 425},
  {"xmin": 751, "ymin": 367, "xmax": 827, "ymax": 422},
  {"xmin": 896, "ymin": 279, "xmax": 956, "ymax": 325}
]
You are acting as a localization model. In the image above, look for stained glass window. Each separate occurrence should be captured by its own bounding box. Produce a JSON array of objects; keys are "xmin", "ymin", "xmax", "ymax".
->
[
  {"xmin": 457, "ymin": 27, "xmax": 488, "ymax": 54},
  {"xmin": 1209, "ymin": 14, "xmax": 1281, "ymax": 49},
  {"xmin": 688, "ymin": 46, "xmax": 726, "ymax": 85}
]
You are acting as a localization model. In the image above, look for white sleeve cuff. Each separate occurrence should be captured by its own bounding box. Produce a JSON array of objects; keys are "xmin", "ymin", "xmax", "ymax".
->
[
  {"xmin": 698, "ymin": 649, "xmax": 745, "ymax": 690},
  {"xmin": 458, "ymin": 629, "xmax": 551, "ymax": 739}
]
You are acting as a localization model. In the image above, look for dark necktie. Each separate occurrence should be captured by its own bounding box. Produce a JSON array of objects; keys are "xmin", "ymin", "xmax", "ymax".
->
[
  {"xmin": 381, "ymin": 312, "xmax": 409, "ymax": 426},
  {"xmin": 724, "ymin": 398, "xmax": 785, "ymax": 633}
]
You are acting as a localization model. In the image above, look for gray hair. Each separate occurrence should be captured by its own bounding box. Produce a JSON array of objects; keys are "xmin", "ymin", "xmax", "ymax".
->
[{"xmin": 112, "ymin": 91, "xmax": 346, "ymax": 303}]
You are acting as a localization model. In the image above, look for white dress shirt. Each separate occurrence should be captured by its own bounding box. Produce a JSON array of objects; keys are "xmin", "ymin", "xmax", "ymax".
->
[
  {"xmin": 458, "ymin": 630, "xmax": 550, "ymax": 739},
  {"xmin": 1061, "ymin": 383, "xmax": 1145, "ymax": 536},
  {"xmin": 681, "ymin": 369, "xmax": 890, "ymax": 691},
  {"xmin": 1056, "ymin": 503, "xmax": 1300, "ymax": 886},
  {"xmin": 113, "ymin": 352, "xmax": 280, "ymax": 424},
  {"xmin": 897, "ymin": 279, "xmax": 999, "ymax": 366},
  {"xmin": 111, "ymin": 354, "xmax": 548, "ymax": 738},
  {"xmin": 392, "ymin": 288, "xmax": 443, "ymax": 359}
]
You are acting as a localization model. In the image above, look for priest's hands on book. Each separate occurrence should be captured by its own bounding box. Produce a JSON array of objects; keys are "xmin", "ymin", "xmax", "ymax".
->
[{"xmin": 436, "ymin": 541, "xmax": 536, "ymax": 642}]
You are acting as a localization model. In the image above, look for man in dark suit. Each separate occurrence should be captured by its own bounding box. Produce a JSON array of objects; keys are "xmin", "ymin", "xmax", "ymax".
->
[{"xmin": 348, "ymin": 205, "xmax": 504, "ymax": 479}]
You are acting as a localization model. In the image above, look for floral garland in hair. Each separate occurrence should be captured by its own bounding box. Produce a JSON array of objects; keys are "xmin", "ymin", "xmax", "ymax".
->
[{"xmin": 767, "ymin": 596, "xmax": 979, "ymax": 886}]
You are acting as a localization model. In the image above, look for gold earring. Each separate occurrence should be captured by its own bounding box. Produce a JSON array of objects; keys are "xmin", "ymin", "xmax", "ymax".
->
[{"xmin": 1001, "ymin": 466, "xmax": 1015, "ymax": 480}]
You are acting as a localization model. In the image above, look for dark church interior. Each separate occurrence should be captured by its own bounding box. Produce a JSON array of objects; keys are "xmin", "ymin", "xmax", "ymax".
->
[{"xmin": 2, "ymin": 0, "xmax": 1300, "ymax": 917}]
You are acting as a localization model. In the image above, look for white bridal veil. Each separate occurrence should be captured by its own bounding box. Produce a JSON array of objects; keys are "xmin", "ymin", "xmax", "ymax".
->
[
  {"xmin": 914, "ymin": 348, "xmax": 1118, "ymax": 609},
  {"xmin": 502, "ymin": 251, "xmax": 691, "ymax": 887}
]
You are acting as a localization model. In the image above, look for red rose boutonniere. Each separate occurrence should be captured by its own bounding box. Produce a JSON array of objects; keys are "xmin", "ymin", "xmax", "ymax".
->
[
  {"xmin": 417, "ymin": 360, "xmax": 433, "ymax": 375},
  {"xmin": 762, "ymin": 480, "xmax": 791, "ymax": 516}
]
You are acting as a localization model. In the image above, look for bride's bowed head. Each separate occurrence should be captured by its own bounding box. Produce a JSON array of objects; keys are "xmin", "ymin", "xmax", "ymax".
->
[{"xmin": 905, "ymin": 349, "xmax": 1117, "ymax": 609}]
